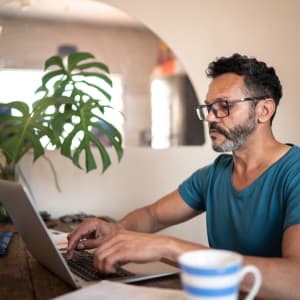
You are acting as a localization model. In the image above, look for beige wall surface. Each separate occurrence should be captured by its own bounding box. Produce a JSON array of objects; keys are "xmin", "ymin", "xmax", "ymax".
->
[{"xmin": 19, "ymin": 147, "xmax": 215, "ymax": 245}]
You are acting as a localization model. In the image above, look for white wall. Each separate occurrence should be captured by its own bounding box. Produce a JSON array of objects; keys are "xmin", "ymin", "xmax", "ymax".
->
[
  {"xmin": 19, "ymin": 146, "xmax": 216, "ymax": 245},
  {"xmin": 15, "ymin": 0, "xmax": 300, "ymax": 246}
]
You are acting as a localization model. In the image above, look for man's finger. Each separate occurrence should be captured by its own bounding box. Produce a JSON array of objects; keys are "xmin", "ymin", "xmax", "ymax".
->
[
  {"xmin": 67, "ymin": 226, "xmax": 95, "ymax": 251},
  {"xmin": 78, "ymin": 238, "xmax": 103, "ymax": 250}
]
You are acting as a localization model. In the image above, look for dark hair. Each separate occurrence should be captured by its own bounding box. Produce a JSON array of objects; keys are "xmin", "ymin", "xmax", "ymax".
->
[{"xmin": 206, "ymin": 53, "xmax": 282, "ymax": 123}]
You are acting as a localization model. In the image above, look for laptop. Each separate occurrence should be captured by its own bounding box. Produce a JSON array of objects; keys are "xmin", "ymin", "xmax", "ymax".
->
[{"xmin": 0, "ymin": 179, "xmax": 179, "ymax": 289}]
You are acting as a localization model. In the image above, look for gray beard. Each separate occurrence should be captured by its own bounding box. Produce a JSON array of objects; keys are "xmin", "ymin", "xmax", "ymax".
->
[{"xmin": 211, "ymin": 111, "xmax": 256, "ymax": 153}]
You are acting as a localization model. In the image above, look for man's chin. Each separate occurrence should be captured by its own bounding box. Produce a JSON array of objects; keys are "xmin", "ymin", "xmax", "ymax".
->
[
  {"xmin": 211, "ymin": 142, "xmax": 235, "ymax": 153},
  {"xmin": 210, "ymin": 138, "xmax": 227, "ymax": 152},
  {"xmin": 212, "ymin": 144, "xmax": 226, "ymax": 152}
]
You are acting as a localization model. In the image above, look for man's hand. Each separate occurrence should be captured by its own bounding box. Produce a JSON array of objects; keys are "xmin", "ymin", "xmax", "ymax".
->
[
  {"xmin": 92, "ymin": 229, "xmax": 172, "ymax": 273},
  {"xmin": 66, "ymin": 218, "xmax": 121, "ymax": 259}
]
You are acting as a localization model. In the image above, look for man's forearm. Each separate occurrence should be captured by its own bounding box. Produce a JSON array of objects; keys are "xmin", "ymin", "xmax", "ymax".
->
[
  {"xmin": 117, "ymin": 190, "xmax": 199, "ymax": 234},
  {"xmin": 117, "ymin": 205, "xmax": 162, "ymax": 233},
  {"xmin": 163, "ymin": 236, "xmax": 208, "ymax": 262},
  {"xmin": 241, "ymin": 256, "xmax": 300, "ymax": 299}
]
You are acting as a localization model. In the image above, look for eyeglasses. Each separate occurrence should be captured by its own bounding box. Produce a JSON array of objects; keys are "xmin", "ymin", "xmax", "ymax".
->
[{"xmin": 196, "ymin": 96, "xmax": 269, "ymax": 121}]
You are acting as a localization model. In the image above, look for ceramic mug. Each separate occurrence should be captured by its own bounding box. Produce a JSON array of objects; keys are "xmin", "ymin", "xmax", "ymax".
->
[{"xmin": 179, "ymin": 249, "xmax": 261, "ymax": 300}]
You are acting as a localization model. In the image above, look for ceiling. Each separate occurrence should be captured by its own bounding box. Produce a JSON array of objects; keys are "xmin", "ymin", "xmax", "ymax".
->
[{"xmin": 0, "ymin": 0, "xmax": 141, "ymax": 27}]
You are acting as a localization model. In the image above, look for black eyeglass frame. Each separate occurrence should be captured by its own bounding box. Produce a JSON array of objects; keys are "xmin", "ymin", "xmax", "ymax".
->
[{"xmin": 196, "ymin": 95, "xmax": 270, "ymax": 120}]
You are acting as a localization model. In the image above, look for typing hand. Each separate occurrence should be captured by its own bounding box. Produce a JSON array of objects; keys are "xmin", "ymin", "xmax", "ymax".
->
[
  {"xmin": 66, "ymin": 218, "xmax": 121, "ymax": 259},
  {"xmin": 92, "ymin": 229, "xmax": 169, "ymax": 273}
]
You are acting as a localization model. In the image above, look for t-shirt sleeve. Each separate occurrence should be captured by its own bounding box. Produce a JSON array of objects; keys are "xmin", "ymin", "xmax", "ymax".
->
[
  {"xmin": 283, "ymin": 169, "xmax": 300, "ymax": 230},
  {"xmin": 178, "ymin": 164, "xmax": 213, "ymax": 211}
]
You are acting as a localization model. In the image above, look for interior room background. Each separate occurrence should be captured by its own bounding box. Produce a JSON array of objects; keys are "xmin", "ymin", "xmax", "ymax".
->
[{"xmin": 0, "ymin": 0, "xmax": 299, "ymax": 246}]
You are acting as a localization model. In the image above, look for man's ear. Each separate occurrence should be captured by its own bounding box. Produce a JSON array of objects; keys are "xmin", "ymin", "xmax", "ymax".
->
[{"xmin": 257, "ymin": 98, "xmax": 276, "ymax": 123}]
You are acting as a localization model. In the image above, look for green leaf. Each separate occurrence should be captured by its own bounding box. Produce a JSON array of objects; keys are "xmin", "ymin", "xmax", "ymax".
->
[
  {"xmin": 0, "ymin": 103, "xmax": 62, "ymax": 163},
  {"xmin": 75, "ymin": 72, "xmax": 113, "ymax": 87},
  {"xmin": 97, "ymin": 117, "xmax": 123, "ymax": 145},
  {"xmin": 79, "ymin": 81, "xmax": 112, "ymax": 101},
  {"xmin": 45, "ymin": 55, "xmax": 65, "ymax": 70},
  {"xmin": 32, "ymin": 122, "xmax": 61, "ymax": 147},
  {"xmin": 32, "ymin": 96, "xmax": 73, "ymax": 113},
  {"xmin": 92, "ymin": 120, "xmax": 123, "ymax": 162},
  {"xmin": 82, "ymin": 137, "xmax": 98, "ymax": 172},
  {"xmin": 52, "ymin": 79, "xmax": 69, "ymax": 97},
  {"xmin": 34, "ymin": 85, "xmax": 49, "ymax": 95},
  {"xmin": 75, "ymin": 62, "xmax": 110, "ymax": 74},
  {"xmin": 68, "ymin": 52, "xmax": 95, "ymax": 72},
  {"xmin": 88, "ymin": 133, "xmax": 111, "ymax": 172},
  {"xmin": 0, "ymin": 101, "xmax": 30, "ymax": 116},
  {"xmin": 71, "ymin": 146, "xmax": 83, "ymax": 169},
  {"xmin": 25, "ymin": 131, "xmax": 45, "ymax": 161},
  {"xmin": 93, "ymin": 103, "xmax": 117, "ymax": 115},
  {"xmin": 60, "ymin": 124, "xmax": 81, "ymax": 158},
  {"xmin": 42, "ymin": 70, "xmax": 67, "ymax": 86},
  {"xmin": 51, "ymin": 110, "xmax": 74, "ymax": 138}
]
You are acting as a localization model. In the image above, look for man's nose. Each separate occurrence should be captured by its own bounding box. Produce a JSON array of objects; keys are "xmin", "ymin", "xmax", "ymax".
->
[{"xmin": 205, "ymin": 108, "xmax": 219, "ymax": 123}]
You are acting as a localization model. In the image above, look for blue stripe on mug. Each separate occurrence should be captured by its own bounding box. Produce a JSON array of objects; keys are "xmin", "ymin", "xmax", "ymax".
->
[
  {"xmin": 180, "ymin": 263, "xmax": 240, "ymax": 276},
  {"xmin": 183, "ymin": 283, "xmax": 238, "ymax": 296}
]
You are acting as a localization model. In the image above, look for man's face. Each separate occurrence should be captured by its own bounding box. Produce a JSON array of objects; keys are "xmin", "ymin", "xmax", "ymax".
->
[{"xmin": 205, "ymin": 73, "xmax": 257, "ymax": 152}]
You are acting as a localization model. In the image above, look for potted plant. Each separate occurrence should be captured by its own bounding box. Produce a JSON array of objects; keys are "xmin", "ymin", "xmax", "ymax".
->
[{"xmin": 0, "ymin": 52, "xmax": 124, "ymax": 220}]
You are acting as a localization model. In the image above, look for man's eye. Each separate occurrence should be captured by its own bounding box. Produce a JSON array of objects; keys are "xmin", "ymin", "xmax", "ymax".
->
[{"xmin": 218, "ymin": 102, "xmax": 228, "ymax": 110}]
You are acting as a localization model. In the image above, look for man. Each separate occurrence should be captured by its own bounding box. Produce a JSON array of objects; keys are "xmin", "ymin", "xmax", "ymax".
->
[{"xmin": 67, "ymin": 54, "xmax": 300, "ymax": 299}]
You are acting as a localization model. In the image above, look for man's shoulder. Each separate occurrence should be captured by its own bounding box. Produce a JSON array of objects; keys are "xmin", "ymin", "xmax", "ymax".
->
[
  {"xmin": 283, "ymin": 144, "xmax": 300, "ymax": 162},
  {"xmin": 290, "ymin": 144, "xmax": 300, "ymax": 154},
  {"xmin": 273, "ymin": 145, "xmax": 300, "ymax": 178}
]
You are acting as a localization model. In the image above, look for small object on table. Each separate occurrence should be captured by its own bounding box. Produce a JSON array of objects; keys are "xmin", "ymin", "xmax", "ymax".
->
[
  {"xmin": 0, "ymin": 230, "xmax": 13, "ymax": 256},
  {"xmin": 59, "ymin": 213, "xmax": 115, "ymax": 224},
  {"xmin": 59, "ymin": 213, "xmax": 96, "ymax": 223}
]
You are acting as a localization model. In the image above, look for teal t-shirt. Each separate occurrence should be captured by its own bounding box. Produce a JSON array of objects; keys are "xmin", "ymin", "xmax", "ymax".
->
[{"xmin": 178, "ymin": 145, "xmax": 300, "ymax": 257}]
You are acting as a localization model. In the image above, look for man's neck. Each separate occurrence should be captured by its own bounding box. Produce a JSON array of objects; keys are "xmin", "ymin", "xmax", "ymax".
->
[{"xmin": 231, "ymin": 130, "xmax": 290, "ymax": 190}]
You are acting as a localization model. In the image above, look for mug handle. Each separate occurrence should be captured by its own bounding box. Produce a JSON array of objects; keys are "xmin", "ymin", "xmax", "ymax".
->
[{"xmin": 239, "ymin": 265, "xmax": 262, "ymax": 300}]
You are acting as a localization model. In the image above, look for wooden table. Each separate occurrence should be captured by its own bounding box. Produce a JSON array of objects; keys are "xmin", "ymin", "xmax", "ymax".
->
[{"xmin": 0, "ymin": 221, "xmax": 182, "ymax": 300}]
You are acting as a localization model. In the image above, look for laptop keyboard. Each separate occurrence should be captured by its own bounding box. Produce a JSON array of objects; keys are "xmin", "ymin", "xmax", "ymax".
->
[{"xmin": 62, "ymin": 250, "xmax": 135, "ymax": 281}]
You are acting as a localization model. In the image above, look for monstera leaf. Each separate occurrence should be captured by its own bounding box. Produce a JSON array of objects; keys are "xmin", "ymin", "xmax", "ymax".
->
[
  {"xmin": 35, "ymin": 52, "xmax": 123, "ymax": 172},
  {"xmin": 0, "ymin": 100, "xmax": 62, "ymax": 164},
  {"xmin": 0, "ymin": 52, "xmax": 123, "ymax": 173}
]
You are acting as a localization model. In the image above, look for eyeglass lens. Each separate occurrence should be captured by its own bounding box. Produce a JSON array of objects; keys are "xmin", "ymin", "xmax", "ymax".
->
[{"xmin": 197, "ymin": 101, "xmax": 229, "ymax": 120}]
